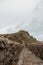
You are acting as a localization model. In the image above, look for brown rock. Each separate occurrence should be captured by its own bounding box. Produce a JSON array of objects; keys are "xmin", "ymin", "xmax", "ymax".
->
[{"xmin": 0, "ymin": 30, "xmax": 43, "ymax": 65}]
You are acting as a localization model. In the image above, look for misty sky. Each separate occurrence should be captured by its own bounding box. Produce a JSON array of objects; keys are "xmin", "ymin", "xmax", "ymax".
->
[{"xmin": 0, "ymin": 0, "xmax": 43, "ymax": 41}]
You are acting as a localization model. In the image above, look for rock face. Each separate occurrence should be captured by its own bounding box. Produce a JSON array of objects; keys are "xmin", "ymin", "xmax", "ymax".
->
[
  {"xmin": 0, "ymin": 30, "xmax": 43, "ymax": 65},
  {"xmin": 27, "ymin": 43, "xmax": 43, "ymax": 60},
  {"xmin": 4, "ymin": 30, "xmax": 37, "ymax": 43},
  {"xmin": 0, "ymin": 37, "xmax": 24, "ymax": 65}
]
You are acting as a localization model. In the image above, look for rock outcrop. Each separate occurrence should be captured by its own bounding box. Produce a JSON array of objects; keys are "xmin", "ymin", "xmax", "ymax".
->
[
  {"xmin": 3, "ymin": 30, "xmax": 37, "ymax": 43},
  {"xmin": 0, "ymin": 30, "xmax": 43, "ymax": 65}
]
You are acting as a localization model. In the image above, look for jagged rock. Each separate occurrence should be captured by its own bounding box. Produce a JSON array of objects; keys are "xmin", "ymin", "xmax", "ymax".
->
[
  {"xmin": 0, "ymin": 30, "xmax": 43, "ymax": 65},
  {"xmin": 0, "ymin": 37, "xmax": 24, "ymax": 65},
  {"xmin": 3, "ymin": 30, "xmax": 37, "ymax": 43},
  {"xmin": 2, "ymin": 30, "xmax": 43, "ymax": 60},
  {"xmin": 27, "ymin": 43, "xmax": 43, "ymax": 60}
]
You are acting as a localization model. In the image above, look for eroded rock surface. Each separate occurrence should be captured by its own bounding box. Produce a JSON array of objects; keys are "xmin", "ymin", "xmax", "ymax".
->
[
  {"xmin": 0, "ymin": 30, "xmax": 43, "ymax": 65},
  {"xmin": 0, "ymin": 37, "xmax": 24, "ymax": 65}
]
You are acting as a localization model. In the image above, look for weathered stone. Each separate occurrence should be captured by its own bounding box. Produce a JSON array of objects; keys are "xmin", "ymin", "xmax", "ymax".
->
[{"xmin": 0, "ymin": 30, "xmax": 43, "ymax": 65}]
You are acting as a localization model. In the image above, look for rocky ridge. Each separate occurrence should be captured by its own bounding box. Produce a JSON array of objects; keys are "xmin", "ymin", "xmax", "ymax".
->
[{"xmin": 0, "ymin": 30, "xmax": 43, "ymax": 65}]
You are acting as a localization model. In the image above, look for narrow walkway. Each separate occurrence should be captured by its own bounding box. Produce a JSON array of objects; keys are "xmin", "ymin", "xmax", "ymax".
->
[{"xmin": 17, "ymin": 48, "xmax": 43, "ymax": 65}]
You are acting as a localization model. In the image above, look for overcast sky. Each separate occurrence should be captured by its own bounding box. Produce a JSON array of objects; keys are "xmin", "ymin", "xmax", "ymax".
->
[{"xmin": 0, "ymin": 0, "xmax": 43, "ymax": 41}]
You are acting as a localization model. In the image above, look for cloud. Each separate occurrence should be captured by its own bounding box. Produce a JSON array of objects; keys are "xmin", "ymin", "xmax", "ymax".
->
[
  {"xmin": 0, "ymin": 0, "xmax": 43, "ymax": 41},
  {"xmin": 30, "ymin": 0, "xmax": 43, "ymax": 33}
]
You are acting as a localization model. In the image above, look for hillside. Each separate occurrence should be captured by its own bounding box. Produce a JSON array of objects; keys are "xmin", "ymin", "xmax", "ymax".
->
[
  {"xmin": 3, "ymin": 30, "xmax": 37, "ymax": 43},
  {"xmin": 0, "ymin": 30, "xmax": 43, "ymax": 65}
]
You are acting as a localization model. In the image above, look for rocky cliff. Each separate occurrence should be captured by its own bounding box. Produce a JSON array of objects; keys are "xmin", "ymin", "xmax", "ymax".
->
[{"xmin": 0, "ymin": 30, "xmax": 43, "ymax": 65}]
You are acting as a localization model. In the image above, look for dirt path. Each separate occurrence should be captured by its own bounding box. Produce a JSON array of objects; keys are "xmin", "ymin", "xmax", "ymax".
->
[{"xmin": 17, "ymin": 48, "xmax": 43, "ymax": 65}]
